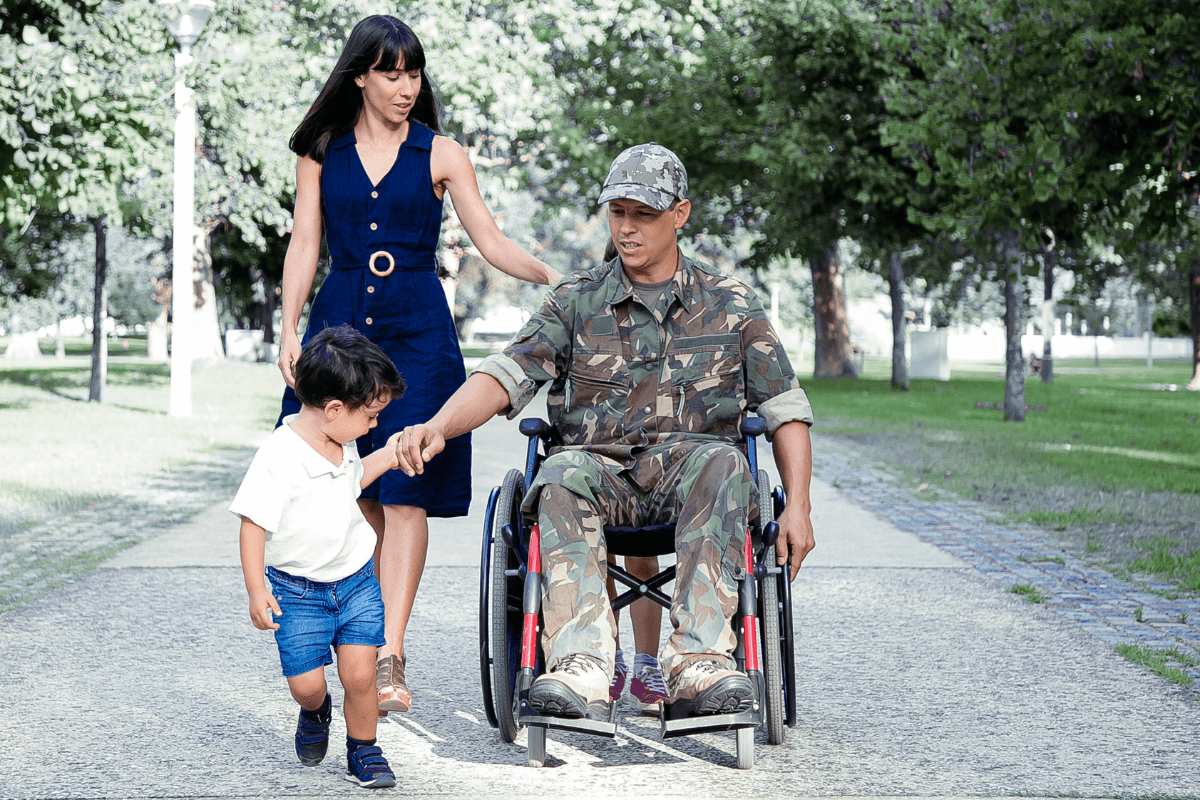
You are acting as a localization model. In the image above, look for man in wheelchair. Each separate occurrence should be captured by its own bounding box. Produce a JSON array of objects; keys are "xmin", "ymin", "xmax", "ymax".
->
[{"xmin": 396, "ymin": 143, "xmax": 815, "ymax": 721}]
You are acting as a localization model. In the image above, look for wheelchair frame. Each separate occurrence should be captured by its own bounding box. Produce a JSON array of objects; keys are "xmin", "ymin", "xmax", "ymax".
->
[{"xmin": 478, "ymin": 417, "xmax": 797, "ymax": 769}]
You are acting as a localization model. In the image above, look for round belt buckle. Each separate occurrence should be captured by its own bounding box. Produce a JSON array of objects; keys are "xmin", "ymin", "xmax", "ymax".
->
[{"xmin": 369, "ymin": 250, "xmax": 395, "ymax": 277}]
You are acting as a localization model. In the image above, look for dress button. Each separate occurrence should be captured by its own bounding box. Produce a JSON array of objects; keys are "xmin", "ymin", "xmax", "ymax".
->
[
  {"xmin": 645, "ymin": 406, "xmax": 652, "ymax": 413},
  {"xmin": 367, "ymin": 286, "xmax": 375, "ymax": 294},
  {"xmin": 370, "ymin": 222, "xmax": 378, "ymax": 231},
  {"xmin": 365, "ymin": 317, "xmax": 373, "ymax": 325},
  {"xmin": 371, "ymin": 191, "xmax": 379, "ymax": 199}
]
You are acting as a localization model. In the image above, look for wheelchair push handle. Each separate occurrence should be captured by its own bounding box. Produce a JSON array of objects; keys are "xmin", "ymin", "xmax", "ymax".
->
[
  {"xmin": 518, "ymin": 418, "xmax": 553, "ymax": 438},
  {"xmin": 739, "ymin": 418, "xmax": 767, "ymax": 438}
]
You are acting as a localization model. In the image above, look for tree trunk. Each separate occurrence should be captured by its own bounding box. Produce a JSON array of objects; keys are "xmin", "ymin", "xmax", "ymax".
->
[
  {"xmin": 88, "ymin": 216, "xmax": 108, "ymax": 403},
  {"xmin": 1041, "ymin": 245, "xmax": 1055, "ymax": 383},
  {"xmin": 54, "ymin": 316, "xmax": 66, "ymax": 359},
  {"xmin": 190, "ymin": 225, "xmax": 226, "ymax": 361},
  {"xmin": 811, "ymin": 244, "xmax": 857, "ymax": 378},
  {"xmin": 255, "ymin": 270, "xmax": 277, "ymax": 346},
  {"xmin": 1000, "ymin": 229, "xmax": 1026, "ymax": 422},
  {"xmin": 887, "ymin": 248, "xmax": 909, "ymax": 391},
  {"xmin": 1187, "ymin": 268, "xmax": 1200, "ymax": 392}
]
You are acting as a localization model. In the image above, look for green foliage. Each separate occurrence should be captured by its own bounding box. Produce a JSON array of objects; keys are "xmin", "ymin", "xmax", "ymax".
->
[
  {"xmin": 1114, "ymin": 644, "xmax": 1199, "ymax": 688},
  {"xmin": 0, "ymin": 0, "xmax": 168, "ymax": 230},
  {"xmin": 1152, "ymin": 297, "xmax": 1193, "ymax": 338},
  {"xmin": 1126, "ymin": 536, "xmax": 1200, "ymax": 592},
  {"xmin": 879, "ymin": 0, "xmax": 1199, "ymax": 258},
  {"xmin": 1010, "ymin": 583, "xmax": 1047, "ymax": 603}
]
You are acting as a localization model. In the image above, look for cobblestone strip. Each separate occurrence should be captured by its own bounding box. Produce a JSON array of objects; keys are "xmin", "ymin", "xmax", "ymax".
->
[
  {"xmin": 814, "ymin": 439, "xmax": 1200, "ymax": 693},
  {"xmin": 0, "ymin": 448, "xmax": 253, "ymax": 613}
]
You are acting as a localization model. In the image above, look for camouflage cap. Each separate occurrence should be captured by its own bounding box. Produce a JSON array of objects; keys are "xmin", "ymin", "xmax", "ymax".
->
[{"xmin": 598, "ymin": 143, "xmax": 689, "ymax": 211}]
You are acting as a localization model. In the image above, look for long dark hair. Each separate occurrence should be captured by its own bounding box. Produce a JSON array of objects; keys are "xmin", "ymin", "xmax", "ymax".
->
[{"xmin": 289, "ymin": 16, "xmax": 442, "ymax": 163}]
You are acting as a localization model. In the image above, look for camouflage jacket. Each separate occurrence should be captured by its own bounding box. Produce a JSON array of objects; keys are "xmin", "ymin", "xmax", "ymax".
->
[{"xmin": 475, "ymin": 252, "xmax": 814, "ymax": 471}]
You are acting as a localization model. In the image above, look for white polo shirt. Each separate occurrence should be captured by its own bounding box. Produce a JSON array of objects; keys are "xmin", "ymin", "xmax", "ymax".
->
[{"xmin": 230, "ymin": 415, "xmax": 377, "ymax": 583}]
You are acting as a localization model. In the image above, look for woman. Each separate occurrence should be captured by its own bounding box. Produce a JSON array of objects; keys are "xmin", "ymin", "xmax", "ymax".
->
[{"xmin": 278, "ymin": 15, "xmax": 558, "ymax": 716}]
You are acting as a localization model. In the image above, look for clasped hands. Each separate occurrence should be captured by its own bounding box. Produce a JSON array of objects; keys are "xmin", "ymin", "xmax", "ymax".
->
[{"xmin": 394, "ymin": 423, "xmax": 446, "ymax": 476}]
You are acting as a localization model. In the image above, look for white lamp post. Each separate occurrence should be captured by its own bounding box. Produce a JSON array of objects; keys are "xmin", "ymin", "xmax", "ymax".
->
[{"xmin": 159, "ymin": 0, "xmax": 214, "ymax": 418}]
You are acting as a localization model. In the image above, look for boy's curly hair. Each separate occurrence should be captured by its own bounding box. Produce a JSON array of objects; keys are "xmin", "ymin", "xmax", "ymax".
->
[{"xmin": 293, "ymin": 325, "xmax": 406, "ymax": 410}]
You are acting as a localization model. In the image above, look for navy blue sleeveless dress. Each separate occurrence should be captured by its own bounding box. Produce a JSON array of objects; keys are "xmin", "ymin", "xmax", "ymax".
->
[{"xmin": 278, "ymin": 122, "xmax": 471, "ymax": 517}]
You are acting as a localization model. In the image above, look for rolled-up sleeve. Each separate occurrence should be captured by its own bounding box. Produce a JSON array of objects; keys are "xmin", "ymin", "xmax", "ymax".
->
[
  {"xmin": 757, "ymin": 388, "xmax": 815, "ymax": 438},
  {"xmin": 474, "ymin": 286, "xmax": 574, "ymax": 419},
  {"xmin": 739, "ymin": 293, "xmax": 813, "ymax": 438},
  {"xmin": 473, "ymin": 353, "xmax": 538, "ymax": 419}
]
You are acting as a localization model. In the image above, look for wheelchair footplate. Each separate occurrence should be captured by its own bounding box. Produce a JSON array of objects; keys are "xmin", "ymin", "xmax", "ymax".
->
[
  {"xmin": 658, "ymin": 671, "xmax": 765, "ymax": 739},
  {"xmin": 518, "ymin": 696, "xmax": 619, "ymax": 738},
  {"xmin": 659, "ymin": 702, "xmax": 761, "ymax": 740}
]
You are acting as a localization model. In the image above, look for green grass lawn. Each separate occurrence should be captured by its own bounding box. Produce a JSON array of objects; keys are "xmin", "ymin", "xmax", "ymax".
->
[
  {"xmin": 0, "ymin": 333, "xmax": 151, "ymax": 358},
  {"xmin": 0, "ymin": 356, "xmax": 284, "ymax": 537},
  {"xmin": 813, "ymin": 356, "xmax": 1200, "ymax": 594}
]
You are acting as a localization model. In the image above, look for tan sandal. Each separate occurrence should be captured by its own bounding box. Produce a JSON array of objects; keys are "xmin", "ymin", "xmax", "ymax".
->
[{"xmin": 376, "ymin": 654, "xmax": 411, "ymax": 714}]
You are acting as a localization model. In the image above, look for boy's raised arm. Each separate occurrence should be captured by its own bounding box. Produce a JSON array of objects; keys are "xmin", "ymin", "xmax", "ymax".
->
[{"xmin": 359, "ymin": 431, "xmax": 403, "ymax": 489}]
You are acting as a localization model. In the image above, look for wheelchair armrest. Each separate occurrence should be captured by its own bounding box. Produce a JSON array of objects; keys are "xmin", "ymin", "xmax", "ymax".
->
[
  {"xmin": 519, "ymin": 418, "xmax": 553, "ymax": 438},
  {"xmin": 739, "ymin": 417, "xmax": 767, "ymax": 439}
]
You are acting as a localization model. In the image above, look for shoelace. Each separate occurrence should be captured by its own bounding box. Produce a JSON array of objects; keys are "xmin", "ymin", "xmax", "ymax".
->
[
  {"xmin": 685, "ymin": 659, "xmax": 722, "ymax": 677},
  {"xmin": 555, "ymin": 653, "xmax": 601, "ymax": 676},
  {"xmin": 634, "ymin": 665, "xmax": 668, "ymax": 697},
  {"xmin": 670, "ymin": 658, "xmax": 724, "ymax": 693}
]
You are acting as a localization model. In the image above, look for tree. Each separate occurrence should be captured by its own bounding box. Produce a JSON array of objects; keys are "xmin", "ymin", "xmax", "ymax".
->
[
  {"xmin": 746, "ymin": 0, "xmax": 946, "ymax": 384},
  {"xmin": 536, "ymin": 0, "xmax": 946, "ymax": 382},
  {"xmin": 879, "ymin": 0, "xmax": 1197, "ymax": 420},
  {"xmin": 1, "ymin": 0, "xmax": 168, "ymax": 398}
]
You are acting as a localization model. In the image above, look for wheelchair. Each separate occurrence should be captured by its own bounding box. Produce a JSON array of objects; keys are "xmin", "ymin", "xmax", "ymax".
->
[{"xmin": 478, "ymin": 417, "xmax": 797, "ymax": 769}]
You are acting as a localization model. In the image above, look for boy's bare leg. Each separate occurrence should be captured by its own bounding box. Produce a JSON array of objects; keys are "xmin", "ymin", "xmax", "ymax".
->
[
  {"xmin": 626, "ymin": 555, "xmax": 662, "ymax": 656},
  {"xmin": 604, "ymin": 556, "xmax": 624, "ymax": 651},
  {"xmin": 287, "ymin": 667, "xmax": 329, "ymax": 711},
  {"xmin": 337, "ymin": 644, "xmax": 380, "ymax": 740}
]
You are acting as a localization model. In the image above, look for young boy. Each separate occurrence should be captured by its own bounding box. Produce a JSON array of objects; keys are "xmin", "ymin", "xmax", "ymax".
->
[{"xmin": 231, "ymin": 325, "xmax": 406, "ymax": 789}]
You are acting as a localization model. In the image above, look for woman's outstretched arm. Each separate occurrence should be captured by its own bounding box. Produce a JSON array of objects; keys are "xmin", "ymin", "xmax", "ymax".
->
[{"xmin": 432, "ymin": 137, "xmax": 561, "ymax": 286}]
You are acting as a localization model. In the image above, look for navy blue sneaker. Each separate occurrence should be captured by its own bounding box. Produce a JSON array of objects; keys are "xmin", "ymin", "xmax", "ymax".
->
[
  {"xmin": 345, "ymin": 745, "xmax": 396, "ymax": 789},
  {"xmin": 294, "ymin": 693, "xmax": 331, "ymax": 765}
]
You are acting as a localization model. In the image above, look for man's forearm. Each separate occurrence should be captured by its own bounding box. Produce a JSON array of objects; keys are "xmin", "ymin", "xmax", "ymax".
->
[
  {"xmin": 429, "ymin": 371, "xmax": 511, "ymax": 440},
  {"xmin": 770, "ymin": 421, "xmax": 813, "ymax": 513}
]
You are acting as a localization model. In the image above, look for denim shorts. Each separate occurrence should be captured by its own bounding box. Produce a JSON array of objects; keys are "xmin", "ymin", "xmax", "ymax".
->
[{"xmin": 267, "ymin": 560, "xmax": 385, "ymax": 678}]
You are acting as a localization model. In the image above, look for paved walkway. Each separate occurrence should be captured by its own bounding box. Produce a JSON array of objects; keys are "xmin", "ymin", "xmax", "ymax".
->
[{"xmin": 1, "ymin": 409, "xmax": 1199, "ymax": 799}]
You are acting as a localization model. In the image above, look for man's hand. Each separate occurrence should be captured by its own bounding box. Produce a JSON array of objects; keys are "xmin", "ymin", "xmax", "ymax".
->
[
  {"xmin": 396, "ymin": 423, "xmax": 446, "ymax": 476},
  {"xmin": 249, "ymin": 588, "xmax": 282, "ymax": 631},
  {"xmin": 773, "ymin": 503, "xmax": 815, "ymax": 581}
]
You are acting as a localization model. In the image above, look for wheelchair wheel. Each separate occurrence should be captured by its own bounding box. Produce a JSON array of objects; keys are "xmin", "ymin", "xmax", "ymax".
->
[
  {"xmin": 756, "ymin": 470, "xmax": 786, "ymax": 746},
  {"xmin": 490, "ymin": 468, "xmax": 526, "ymax": 743},
  {"xmin": 478, "ymin": 486, "xmax": 501, "ymax": 729}
]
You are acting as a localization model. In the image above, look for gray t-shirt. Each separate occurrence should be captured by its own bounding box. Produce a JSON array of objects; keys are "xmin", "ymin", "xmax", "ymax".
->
[{"xmin": 631, "ymin": 276, "xmax": 673, "ymax": 312}]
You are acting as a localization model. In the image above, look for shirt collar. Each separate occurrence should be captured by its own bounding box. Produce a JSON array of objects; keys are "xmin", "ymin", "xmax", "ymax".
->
[
  {"xmin": 605, "ymin": 249, "xmax": 694, "ymax": 313},
  {"xmin": 280, "ymin": 415, "xmax": 350, "ymax": 478}
]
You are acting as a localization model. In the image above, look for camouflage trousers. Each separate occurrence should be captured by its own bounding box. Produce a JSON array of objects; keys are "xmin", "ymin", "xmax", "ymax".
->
[{"xmin": 523, "ymin": 440, "xmax": 758, "ymax": 680}]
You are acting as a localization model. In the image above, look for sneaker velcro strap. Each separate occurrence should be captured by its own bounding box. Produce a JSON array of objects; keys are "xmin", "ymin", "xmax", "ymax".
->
[{"xmin": 350, "ymin": 745, "xmax": 392, "ymax": 775}]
